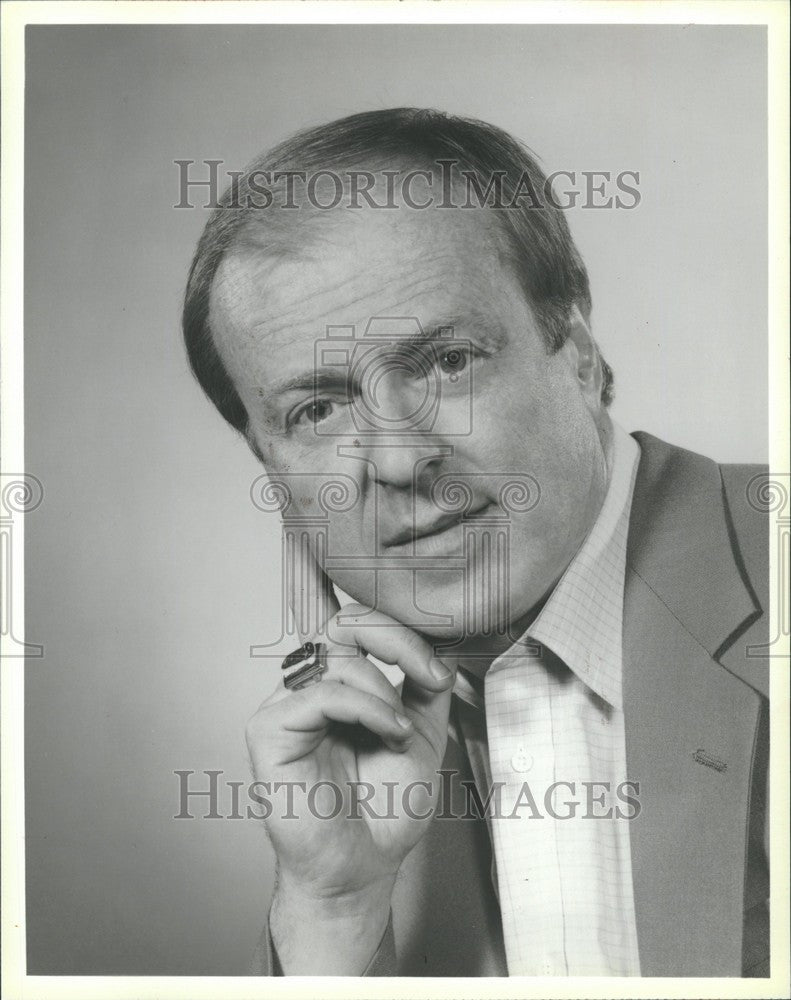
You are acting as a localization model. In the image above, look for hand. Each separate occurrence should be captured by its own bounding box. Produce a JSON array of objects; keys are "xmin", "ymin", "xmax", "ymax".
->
[{"xmin": 246, "ymin": 536, "xmax": 456, "ymax": 972}]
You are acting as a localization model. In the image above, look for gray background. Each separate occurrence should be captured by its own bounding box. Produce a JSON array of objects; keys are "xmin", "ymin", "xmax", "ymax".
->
[{"xmin": 25, "ymin": 25, "xmax": 767, "ymax": 974}]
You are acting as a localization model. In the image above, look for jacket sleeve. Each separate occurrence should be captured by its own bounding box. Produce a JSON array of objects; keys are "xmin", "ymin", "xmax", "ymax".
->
[{"xmin": 250, "ymin": 909, "xmax": 397, "ymax": 976}]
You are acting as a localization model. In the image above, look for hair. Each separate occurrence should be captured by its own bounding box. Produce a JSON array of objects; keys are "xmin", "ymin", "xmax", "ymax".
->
[{"xmin": 182, "ymin": 107, "xmax": 614, "ymax": 440}]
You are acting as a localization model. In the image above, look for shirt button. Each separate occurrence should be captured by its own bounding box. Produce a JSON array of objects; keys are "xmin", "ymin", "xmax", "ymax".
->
[{"xmin": 511, "ymin": 750, "xmax": 533, "ymax": 773}]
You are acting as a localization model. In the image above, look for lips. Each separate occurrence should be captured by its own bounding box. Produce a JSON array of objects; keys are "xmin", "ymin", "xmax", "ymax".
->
[{"xmin": 381, "ymin": 503, "xmax": 492, "ymax": 549}]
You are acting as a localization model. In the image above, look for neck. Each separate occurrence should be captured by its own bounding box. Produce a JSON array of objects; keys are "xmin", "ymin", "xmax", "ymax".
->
[{"xmin": 434, "ymin": 415, "xmax": 617, "ymax": 678}]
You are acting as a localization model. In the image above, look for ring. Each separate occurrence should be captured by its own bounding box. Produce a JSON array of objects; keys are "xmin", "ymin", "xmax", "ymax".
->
[{"xmin": 281, "ymin": 641, "xmax": 328, "ymax": 691}]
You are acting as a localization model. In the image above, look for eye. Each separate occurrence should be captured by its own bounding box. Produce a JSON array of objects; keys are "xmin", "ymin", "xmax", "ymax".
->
[
  {"xmin": 294, "ymin": 400, "xmax": 334, "ymax": 426},
  {"xmin": 437, "ymin": 346, "xmax": 469, "ymax": 376}
]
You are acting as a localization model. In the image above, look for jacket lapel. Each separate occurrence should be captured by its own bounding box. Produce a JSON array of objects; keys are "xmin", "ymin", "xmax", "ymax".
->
[{"xmin": 623, "ymin": 433, "xmax": 763, "ymax": 975}]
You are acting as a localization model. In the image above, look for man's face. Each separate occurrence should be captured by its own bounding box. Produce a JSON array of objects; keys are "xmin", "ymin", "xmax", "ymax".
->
[{"xmin": 210, "ymin": 203, "xmax": 609, "ymax": 646}]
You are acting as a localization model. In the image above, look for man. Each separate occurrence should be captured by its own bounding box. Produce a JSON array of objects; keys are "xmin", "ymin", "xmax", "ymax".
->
[{"xmin": 182, "ymin": 109, "xmax": 769, "ymax": 977}]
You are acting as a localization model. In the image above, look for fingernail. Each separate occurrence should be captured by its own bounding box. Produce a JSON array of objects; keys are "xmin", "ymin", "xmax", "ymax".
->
[
  {"xmin": 429, "ymin": 658, "xmax": 453, "ymax": 683},
  {"xmin": 395, "ymin": 713, "xmax": 413, "ymax": 730}
]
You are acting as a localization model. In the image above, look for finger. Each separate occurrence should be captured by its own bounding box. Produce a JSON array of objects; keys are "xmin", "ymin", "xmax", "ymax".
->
[
  {"xmin": 285, "ymin": 527, "xmax": 340, "ymax": 642},
  {"xmin": 268, "ymin": 680, "xmax": 414, "ymax": 754},
  {"xmin": 324, "ymin": 650, "xmax": 404, "ymax": 713},
  {"xmin": 324, "ymin": 606, "xmax": 456, "ymax": 740},
  {"xmin": 265, "ymin": 647, "xmax": 404, "ymax": 715},
  {"xmin": 327, "ymin": 605, "xmax": 455, "ymax": 694},
  {"xmin": 399, "ymin": 673, "xmax": 454, "ymax": 746}
]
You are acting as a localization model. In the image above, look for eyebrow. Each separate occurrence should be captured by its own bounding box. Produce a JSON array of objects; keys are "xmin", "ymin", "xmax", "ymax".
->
[
  {"xmin": 265, "ymin": 311, "xmax": 507, "ymax": 400},
  {"xmin": 405, "ymin": 311, "xmax": 507, "ymax": 348},
  {"xmin": 268, "ymin": 369, "xmax": 351, "ymax": 397}
]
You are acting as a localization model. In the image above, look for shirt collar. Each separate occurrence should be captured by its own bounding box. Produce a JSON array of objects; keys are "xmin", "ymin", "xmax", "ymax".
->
[
  {"xmin": 526, "ymin": 423, "xmax": 640, "ymax": 708},
  {"xmin": 454, "ymin": 423, "xmax": 640, "ymax": 712}
]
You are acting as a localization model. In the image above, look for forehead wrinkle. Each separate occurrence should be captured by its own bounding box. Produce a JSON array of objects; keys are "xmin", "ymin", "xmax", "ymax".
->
[
  {"xmin": 215, "ymin": 201, "xmax": 504, "ymax": 326},
  {"xmin": 246, "ymin": 268, "xmax": 370, "ymax": 342},
  {"xmin": 211, "ymin": 210, "xmax": 517, "ymax": 400},
  {"xmin": 245, "ymin": 250, "xmax": 478, "ymax": 347}
]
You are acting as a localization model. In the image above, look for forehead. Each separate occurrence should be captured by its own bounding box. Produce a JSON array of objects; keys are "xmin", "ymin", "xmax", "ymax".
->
[{"xmin": 209, "ymin": 204, "xmax": 519, "ymax": 395}]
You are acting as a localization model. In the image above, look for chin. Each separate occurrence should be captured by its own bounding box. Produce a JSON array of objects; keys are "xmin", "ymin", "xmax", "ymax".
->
[
  {"xmin": 391, "ymin": 570, "xmax": 527, "ymax": 643},
  {"xmin": 335, "ymin": 556, "xmax": 549, "ymax": 646},
  {"xmin": 359, "ymin": 570, "xmax": 467, "ymax": 635}
]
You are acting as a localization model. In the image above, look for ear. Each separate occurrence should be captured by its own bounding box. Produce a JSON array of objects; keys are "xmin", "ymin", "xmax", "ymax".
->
[{"xmin": 560, "ymin": 304, "xmax": 604, "ymax": 412}]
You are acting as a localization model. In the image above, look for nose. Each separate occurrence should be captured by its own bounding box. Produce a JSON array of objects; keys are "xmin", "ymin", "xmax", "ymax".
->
[{"xmin": 338, "ymin": 438, "xmax": 453, "ymax": 492}]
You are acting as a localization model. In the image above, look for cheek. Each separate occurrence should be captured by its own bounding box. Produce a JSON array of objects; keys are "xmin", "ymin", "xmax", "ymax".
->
[
  {"xmin": 477, "ymin": 388, "xmax": 600, "ymax": 513},
  {"xmin": 322, "ymin": 508, "xmax": 365, "ymax": 554},
  {"xmin": 258, "ymin": 428, "xmax": 346, "ymax": 481}
]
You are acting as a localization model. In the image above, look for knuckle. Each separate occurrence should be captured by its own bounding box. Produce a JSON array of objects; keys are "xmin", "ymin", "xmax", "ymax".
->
[
  {"xmin": 327, "ymin": 616, "xmax": 359, "ymax": 650},
  {"xmin": 335, "ymin": 602, "xmax": 369, "ymax": 629},
  {"xmin": 341, "ymin": 601, "xmax": 369, "ymax": 616}
]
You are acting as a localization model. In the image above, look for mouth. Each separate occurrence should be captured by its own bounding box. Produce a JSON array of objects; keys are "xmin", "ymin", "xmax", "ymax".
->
[{"xmin": 381, "ymin": 503, "xmax": 493, "ymax": 551}]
